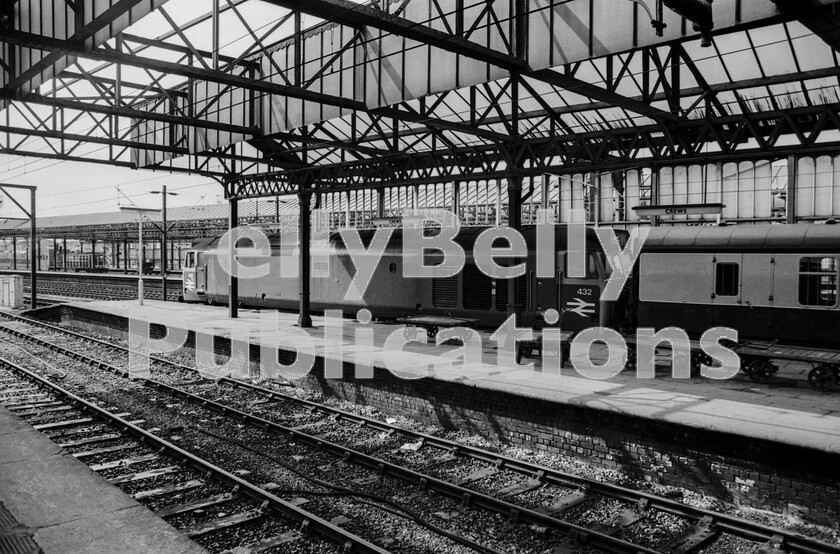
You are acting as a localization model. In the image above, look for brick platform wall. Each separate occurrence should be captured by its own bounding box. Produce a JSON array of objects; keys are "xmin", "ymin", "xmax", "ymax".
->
[{"xmin": 37, "ymin": 304, "xmax": 840, "ymax": 523}]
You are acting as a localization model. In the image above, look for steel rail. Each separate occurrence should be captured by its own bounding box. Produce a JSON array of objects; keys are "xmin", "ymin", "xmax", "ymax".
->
[
  {"xmin": 1, "ymin": 311, "xmax": 838, "ymax": 553},
  {"xmin": 0, "ymin": 315, "xmax": 657, "ymax": 554},
  {"xmin": 0, "ymin": 354, "xmax": 392, "ymax": 554}
]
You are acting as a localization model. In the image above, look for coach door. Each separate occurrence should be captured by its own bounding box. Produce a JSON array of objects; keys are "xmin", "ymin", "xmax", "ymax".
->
[
  {"xmin": 740, "ymin": 254, "xmax": 775, "ymax": 338},
  {"xmin": 711, "ymin": 254, "xmax": 742, "ymax": 331}
]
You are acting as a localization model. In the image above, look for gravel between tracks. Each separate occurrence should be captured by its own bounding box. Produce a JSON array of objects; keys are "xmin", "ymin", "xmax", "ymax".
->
[{"xmin": 2, "ymin": 318, "xmax": 839, "ymax": 552}]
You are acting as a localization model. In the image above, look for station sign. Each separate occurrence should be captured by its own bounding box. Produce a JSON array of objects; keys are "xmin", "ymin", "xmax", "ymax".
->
[
  {"xmin": 632, "ymin": 203, "xmax": 724, "ymax": 217},
  {"xmin": 371, "ymin": 216, "xmax": 404, "ymax": 228}
]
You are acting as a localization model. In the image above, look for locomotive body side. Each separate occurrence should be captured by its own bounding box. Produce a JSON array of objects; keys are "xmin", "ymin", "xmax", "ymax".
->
[
  {"xmin": 182, "ymin": 238, "xmax": 218, "ymax": 303},
  {"xmin": 190, "ymin": 226, "xmax": 613, "ymax": 335},
  {"xmin": 635, "ymin": 224, "xmax": 840, "ymax": 348}
]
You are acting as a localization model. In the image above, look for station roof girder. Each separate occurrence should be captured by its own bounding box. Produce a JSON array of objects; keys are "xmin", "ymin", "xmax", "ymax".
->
[{"xmin": 1, "ymin": 0, "xmax": 840, "ymax": 193}]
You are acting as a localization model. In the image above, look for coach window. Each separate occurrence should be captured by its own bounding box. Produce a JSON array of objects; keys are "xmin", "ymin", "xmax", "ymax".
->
[
  {"xmin": 799, "ymin": 257, "xmax": 838, "ymax": 306},
  {"xmin": 715, "ymin": 262, "xmax": 739, "ymax": 296}
]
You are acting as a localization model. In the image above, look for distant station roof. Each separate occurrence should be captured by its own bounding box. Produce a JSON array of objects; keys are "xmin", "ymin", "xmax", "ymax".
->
[{"xmin": 0, "ymin": 199, "xmax": 299, "ymax": 240}]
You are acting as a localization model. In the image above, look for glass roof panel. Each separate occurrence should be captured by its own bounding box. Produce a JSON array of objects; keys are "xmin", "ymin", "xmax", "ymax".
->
[
  {"xmin": 682, "ymin": 42, "xmax": 729, "ymax": 84},
  {"xmin": 788, "ymin": 23, "xmax": 836, "ymax": 72},
  {"xmin": 749, "ymin": 27, "xmax": 798, "ymax": 77},
  {"xmin": 803, "ymin": 78, "xmax": 840, "ymax": 105},
  {"xmin": 766, "ymin": 84, "xmax": 808, "ymax": 109},
  {"xmin": 713, "ymin": 32, "xmax": 762, "ymax": 81}
]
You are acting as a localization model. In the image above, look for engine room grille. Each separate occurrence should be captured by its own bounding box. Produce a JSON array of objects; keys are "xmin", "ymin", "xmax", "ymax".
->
[
  {"xmin": 432, "ymin": 276, "xmax": 459, "ymax": 308},
  {"xmin": 463, "ymin": 264, "xmax": 493, "ymax": 310},
  {"xmin": 495, "ymin": 276, "xmax": 528, "ymax": 311}
]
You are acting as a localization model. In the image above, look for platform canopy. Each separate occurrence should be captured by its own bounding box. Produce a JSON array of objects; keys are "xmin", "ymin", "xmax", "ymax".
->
[
  {"xmin": 0, "ymin": 198, "xmax": 298, "ymax": 239},
  {"xmin": 2, "ymin": 0, "xmax": 840, "ymax": 199}
]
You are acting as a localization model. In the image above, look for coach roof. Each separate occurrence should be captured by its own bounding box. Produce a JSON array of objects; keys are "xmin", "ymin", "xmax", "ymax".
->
[{"xmin": 642, "ymin": 223, "xmax": 840, "ymax": 253}]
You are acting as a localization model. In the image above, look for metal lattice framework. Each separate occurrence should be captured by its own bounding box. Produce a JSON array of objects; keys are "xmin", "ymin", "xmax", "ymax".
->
[{"xmin": 1, "ymin": 0, "xmax": 840, "ymax": 200}]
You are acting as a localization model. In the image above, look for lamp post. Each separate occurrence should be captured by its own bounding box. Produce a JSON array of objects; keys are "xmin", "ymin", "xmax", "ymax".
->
[
  {"xmin": 120, "ymin": 207, "xmax": 160, "ymax": 306},
  {"xmin": 150, "ymin": 187, "xmax": 178, "ymax": 302}
]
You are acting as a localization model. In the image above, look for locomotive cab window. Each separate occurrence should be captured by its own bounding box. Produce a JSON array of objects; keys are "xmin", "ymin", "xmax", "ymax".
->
[
  {"xmin": 715, "ymin": 263, "xmax": 739, "ymax": 296},
  {"xmin": 799, "ymin": 257, "xmax": 838, "ymax": 307},
  {"xmin": 563, "ymin": 252, "xmax": 600, "ymax": 279},
  {"xmin": 185, "ymin": 252, "xmax": 195, "ymax": 268}
]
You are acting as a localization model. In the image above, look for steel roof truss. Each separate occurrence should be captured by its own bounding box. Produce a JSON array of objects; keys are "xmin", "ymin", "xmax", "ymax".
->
[
  {"xmin": 393, "ymin": 102, "xmax": 459, "ymax": 153},
  {"xmin": 220, "ymin": 9, "xmax": 295, "ymax": 75},
  {"xmin": 119, "ymin": 33, "xmax": 256, "ymax": 71},
  {"xmin": 7, "ymin": 0, "xmax": 149, "ymax": 94},
  {"xmin": 260, "ymin": 0, "xmax": 528, "ymax": 73},
  {"xmin": 8, "ymin": 91, "xmax": 255, "ymax": 136},
  {"xmin": 773, "ymin": 1, "xmax": 840, "ymax": 53},
  {"xmin": 226, "ymin": 102, "xmax": 840, "ymax": 194},
  {"xmin": 303, "ymin": 30, "xmax": 362, "ymax": 91},
  {"xmin": 224, "ymin": 0, "xmax": 293, "ymax": 86},
  {"xmin": 5, "ymin": 28, "xmax": 512, "ymax": 145},
  {"xmin": 157, "ymin": 7, "xmax": 213, "ymax": 72},
  {"xmin": 59, "ymin": 70, "xmax": 183, "ymax": 99},
  {"xmin": 12, "ymin": 103, "xmax": 61, "ymax": 155},
  {"xmin": 69, "ymin": 62, "xmax": 120, "ymax": 107},
  {"xmin": 120, "ymin": 41, "xmax": 190, "ymax": 115}
]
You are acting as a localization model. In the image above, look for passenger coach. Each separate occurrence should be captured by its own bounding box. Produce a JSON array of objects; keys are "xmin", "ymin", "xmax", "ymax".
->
[{"xmin": 635, "ymin": 223, "xmax": 840, "ymax": 349}]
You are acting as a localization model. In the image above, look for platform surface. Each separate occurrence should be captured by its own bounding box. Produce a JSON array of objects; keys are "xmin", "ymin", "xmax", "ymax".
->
[
  {"xmin": 0, "ymin": 405, "xmax": 205, "ymax": 554},
  {"xmin": 48, "ymin": 300, "xmax": 840, "ymax": 454}
]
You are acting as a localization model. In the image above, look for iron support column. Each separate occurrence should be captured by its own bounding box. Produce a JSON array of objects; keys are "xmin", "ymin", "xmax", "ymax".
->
[
  {"xmin": 650, "ymin": 168, "xmax": 660, "ymax": 227},
  {"xmin": 137, "ymin": 222, "xmax": 144, "ymax": 305},
  {"xmin": 123, "ymin": 239, "xmax": 128, "ymax": 273},
  {"xmin": 298, "ymin": 189, "xmax": 312, "ymax": 328},
  {"xmin": 229, "ymin": 196, "xmax": 238, "ymax": 319},
  {"xmin": 787, "ymin": 155, "xmax": 797, "ymax": 224},
  {"xmin": 452, "ymin": 181, "xmax": 460, "ymax": 217},
  {"xmin": 212, "ymin": 0, "xmax": 220, "ymax": 70},
  {"xmin": 161, "ymin": 185, "xmax": 168, "ymax": 302},
  {"xmin": 12, "ymin": 237, "xmax": 16, "ymax": 270},
  {"xmin": 507, "ymin": 174, "xmax": 523, "ymax": 326},
  {"xmin": 30, "ymin": 189, "xmax": 36, "ymax": 309},
  {"xmin": 52, "ymin": 238, "xmax": 57, "ymax": 270},
  {"xmin": 63, "ymin": 237, "xmax": 67, "ymax": 271}
]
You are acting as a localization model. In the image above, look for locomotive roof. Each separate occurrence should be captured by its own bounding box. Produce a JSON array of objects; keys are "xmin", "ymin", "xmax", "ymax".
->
[
  {"xmin": 190, "ymin": 225, "xmax": 612, "ymax": 253},
  {"xmin": 329, "ymin": 225, "xmax": 605, "ymax": 251},
  {"xmin": 643, "ymin": 223, "xmax": 840, "ymax": 253},
  {"xmin": 191, "ymin": 237, "xmax": 219, "ymax": 249}
]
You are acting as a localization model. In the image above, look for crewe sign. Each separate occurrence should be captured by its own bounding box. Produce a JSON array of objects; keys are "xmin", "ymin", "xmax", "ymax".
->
[{"xmin": 633, "ymin": 203, "xmax": 725, "ymax": 217}]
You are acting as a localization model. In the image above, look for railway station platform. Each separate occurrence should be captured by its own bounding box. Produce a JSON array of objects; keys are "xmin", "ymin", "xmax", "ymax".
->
[
  {"xmin": 22, "ymin": 300, "xmax": 840, "ymax": 518},
  {"xmin": 0, "ymin": 405, "xmax": 205, "ymax": 554},
  {"xmin": 49, "ymin": 299, "xmax": 840, "ymax": 452}
]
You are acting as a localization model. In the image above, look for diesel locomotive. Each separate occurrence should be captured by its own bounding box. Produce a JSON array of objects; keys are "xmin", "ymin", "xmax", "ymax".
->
[{"xmin": 182, "ymin": 226, "xmax": 615, "ymax": 336}]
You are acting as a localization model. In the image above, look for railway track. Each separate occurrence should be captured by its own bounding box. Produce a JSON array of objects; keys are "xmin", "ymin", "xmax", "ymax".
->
[
  {"xmin": 0, "ymin": 310, "xmax": 837, "ymax": 553},
  {"xmin": 3, "ymin": 271, "xmax": 184, "ymax": 302},
  {"xmin": 0, "ymin": 355, "xmax": 387, "ymax": 554}
]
